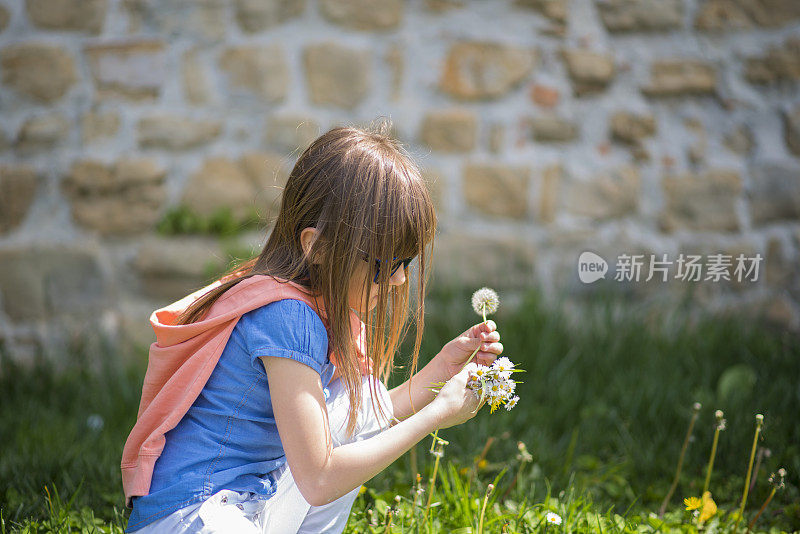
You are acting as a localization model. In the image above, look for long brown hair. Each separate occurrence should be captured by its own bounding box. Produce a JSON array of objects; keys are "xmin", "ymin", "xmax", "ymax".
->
[{"xmin": 175, "ymin": 117, "xmax": 437, "ymax": 437}]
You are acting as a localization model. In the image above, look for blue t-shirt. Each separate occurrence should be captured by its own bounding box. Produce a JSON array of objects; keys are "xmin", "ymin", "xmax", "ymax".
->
[{"xmin": 126, "ymin": 299, "xmax": 336, "ymax": 532}]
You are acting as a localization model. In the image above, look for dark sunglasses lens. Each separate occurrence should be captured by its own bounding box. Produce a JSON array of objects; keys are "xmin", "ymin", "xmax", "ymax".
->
[{"xmin": 371, "ymin": 257, "xmax": 412, "ymax": 283}]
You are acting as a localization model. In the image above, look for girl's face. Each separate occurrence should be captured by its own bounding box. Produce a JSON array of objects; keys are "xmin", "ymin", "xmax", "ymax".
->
[
  {"xmin": 348, "ymin": 255, "xmax": 407, "ymax": 315},
  {"xmin": 300, "ymin": 226, "xmax": 408, "ymax": 316}
]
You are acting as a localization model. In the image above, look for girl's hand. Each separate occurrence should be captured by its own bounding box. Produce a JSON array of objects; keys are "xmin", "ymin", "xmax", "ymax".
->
[
  {"xmin": 434, "ymin": 320, "xmax": 503, "ymax": 381},
  {"xmin": 429, "ymin": 365, "xmax": 484, "ymax": 429}
]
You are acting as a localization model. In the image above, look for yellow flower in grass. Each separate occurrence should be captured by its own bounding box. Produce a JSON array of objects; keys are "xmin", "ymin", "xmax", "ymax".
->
[
  {"xmin": 698, "ymin": 491, "xmax": 717, "ymax": 523},
  {"xmin": 683, "ymin": 492, "xmax": 717, "ymax": 523},
  {"xmin": 684, "ymin": 496, "xmax": 702, "ymax": 510}
]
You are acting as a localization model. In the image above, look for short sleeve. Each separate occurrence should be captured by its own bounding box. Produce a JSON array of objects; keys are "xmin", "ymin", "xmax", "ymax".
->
[{"xmin": 237, "ymin": 299, "xmax": 330, "ymax": 375}]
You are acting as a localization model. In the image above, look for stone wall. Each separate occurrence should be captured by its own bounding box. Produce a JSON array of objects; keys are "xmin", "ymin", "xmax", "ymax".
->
[{"xmin": 1, "ymin": 0, "xmax": 799, "ymax": 359}]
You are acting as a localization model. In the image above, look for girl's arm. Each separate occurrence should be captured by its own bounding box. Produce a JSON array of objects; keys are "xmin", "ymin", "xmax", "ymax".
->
[
  {"xmin": 387, "ymin": 357, "xmax": 447, "ymax": 422},
  {"xmin": 261, "ymin": 355, "xmax": 479, "ymax": 507}
]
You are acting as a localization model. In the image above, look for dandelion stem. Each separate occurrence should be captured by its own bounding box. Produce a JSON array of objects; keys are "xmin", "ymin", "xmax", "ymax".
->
[
  {"xmin": 745, "ymin": 487, "xmax": 775, "ymax": 534},
  {"xmin": 703, "ymin": 410, "xmax": 724, "ymax": 495},
  {"xmin": 477, "ymin": 483, "xmax": 494, "ymax": 534},
  {"xmin": 410, "ymin": 448, "xmax": 418, "ymax": 486},
  {"xmin": 459, "ymin": 306, "xmax": 488, "ymax": 372},
  {"xmin": 735, "ymin": 414, "xmax": 764, "ymax": 532},
  {"xmin": 659, "ymin": 402, "xmax": 701, "ymax": 518},
  {"xmin": 423, "ymin": 440, "xmax": 445, "ymax": 522},
  {"xmin": 427, "ymin": 306, "xmax": 489, "ymax": 457},
  {"xmin": 383, "ymin": 509, "xmax": 393, "ymax": 533},
  {"xmin": 749, "ymin": 447, "xmax": 766, "ymax": 493},
  {"xmin": 467, "ymin": 436, "xmax": 495, "ymax": 489}
]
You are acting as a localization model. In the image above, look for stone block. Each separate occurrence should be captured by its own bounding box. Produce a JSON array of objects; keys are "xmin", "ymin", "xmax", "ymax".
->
[
  {"xmin": 235, "ymin": 0, "xmax": 305, "ymax": 32},
  {"xmin": 85, "ymin": 40, "xmax": 166, "ymax": 100},
  {"xmin": 220, "ymin": 45, "xmax": 289, "ymax": 102},
  {"xmin": 463, "ymin": 163, "xmax": 531, "ymax": 219},
  {"xmin": 530, "ymin": 115, "xmax": 578, "ymax": 142},
  {"xmin": 319, "ymin": 0, "xmax": 403, "ymax": 30},
  {"xmin": 1, "ymin": 43, "xmax": 77, "ymax": 102},
  {"xmin": 642, "ymin": 60, "xmax": 717, "ymax": 97},
  {"xmin": 748, "ymin": 162, "xmax": 800, "ymax": 225},
  {"xmin": 439, "ymin": 41, "xmax": 537, "ymax": 100},
  {"xmin": 0, "ymin": 245, "xmax": 106, "ymax": 321},
  {"xmin": 181, "ymin": 153, "xmax": 289, "ymax": 222},
  {"xmin": 660, "ymin": 170, "xmax": 742, "ymax": 232},
  {"xmin": 695, "ymin": 0, "xmax": 800, "ymax": 31},
  {"xmin": 134, "ymin": 236, "xmax": 228, "ymax": 301},
  {"xmin": 562, "ymin": 49, "xmax": 615, "ymax": 95},
  {"xmin": 81, "ymin": 110, "xmax": 121, "ymax": 144},
  {"xmin": 15, "ymin": 113, "xmax": 69, "ymax": 152},
  {"xmin": 137, "ymin": 115, "xmax": 221, "ymax": 150},
  {"xmin": 431, "ymin": 232, "xmax": 536, "ymax": 288},
  {"xmin": 784, "ymin": 106, "xmax": 800, "ymax": 156},
  {"xmin": 181, "ymin": 49, "xmax": 211, "ymax": 105},
  {"xmin": 26, "ymin": 0, "xmax": 106, "ymax": 34},
  {"xmin": 0, "ymin": 165, "xmax": 38, "ymax": 234},
  {"xmin": 596, "ymin": 0, "xmax": 683, "ymax": 32},
  {"xmin": 265, "ymin": 115, "xmax": 320, "ymax": 153},
  {"xmin": 745, "ymin": 38, "xmax": 800, "ymax": 85},
  {"xmin": 62, "ymin": 158, "xmax": 167, "ymax": 235},
  {"xmin": 565, "ymin": 166, "xmax": 640, "ymax": 220},
  {"xmin": 610, "ymin": 112, "xmax": 656, "ymax": 145},
  {"xmin": 304, "ymin": 43, "xmax": 370, "ymax": 109},
  {"xmin": 419, "ymin": 109, "xmax": 477, "ymax": 152}
]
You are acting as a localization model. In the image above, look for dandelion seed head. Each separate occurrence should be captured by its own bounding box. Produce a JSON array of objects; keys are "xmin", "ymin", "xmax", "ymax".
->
[
  {"xmin": 756, "ymin": 413, "xmax": 764, "ymax": 424},
  {"xmin": 769, "ymin": 469, "xmax": 786, "ymax": 490},
  {"xmin": 693, "ymin": 402, "xmax": 702, "ymax": 412},
  {"xmin": 86, "ymin": 414, "xmax": 104, "ymax": 432},
  {"xmin": 471, "ymin": 287, "xmax": 500, "ymax": 316}
]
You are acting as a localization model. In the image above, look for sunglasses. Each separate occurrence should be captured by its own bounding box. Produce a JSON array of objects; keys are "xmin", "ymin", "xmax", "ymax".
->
[{"xmin": 362, "ymin": 254, "xmax": 413, "ymax": 284}]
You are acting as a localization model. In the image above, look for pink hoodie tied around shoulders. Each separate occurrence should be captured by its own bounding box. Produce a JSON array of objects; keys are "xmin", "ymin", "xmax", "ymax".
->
[{"xmin": 120, "ymin": 274, "xmax": 372, "ymax": 507}]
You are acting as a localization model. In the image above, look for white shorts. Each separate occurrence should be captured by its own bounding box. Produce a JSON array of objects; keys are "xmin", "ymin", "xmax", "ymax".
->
[{"xmin": 131, "ymin": 375, "xmax": 394, "ymax": 534}]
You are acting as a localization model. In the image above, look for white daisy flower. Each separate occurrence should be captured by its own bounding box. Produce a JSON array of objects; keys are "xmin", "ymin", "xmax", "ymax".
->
[
  {"xmin": 545, "ymin": 512, "xmax": 562, "ymax": 525},
  {"xmin": 471, "ymin": 287, "xmax": 500, "ymax": 317},
  {"xmin": 472, "ymin": 365, "xmax": 491, "ymax": 380},
  {"xmin": 492, "ymin": 357, "xmax": 515, "ymax": 373},
  {"xmin": 505, "ymin": 395, "xmax": 519, "ymax": 410},
  {"xmin": 500, "ymin": 380, "xmax": 516, "ymax": 395}
]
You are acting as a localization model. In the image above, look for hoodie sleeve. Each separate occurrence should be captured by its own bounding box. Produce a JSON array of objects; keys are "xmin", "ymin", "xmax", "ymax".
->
[{"xmin": 238, "ymin": 298, "xmax": 330, "ymax": 375}]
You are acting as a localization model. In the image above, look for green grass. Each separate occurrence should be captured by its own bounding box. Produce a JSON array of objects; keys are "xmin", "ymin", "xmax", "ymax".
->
[{"xmin": 1, "ymin": 285, "xmax": 798, "ymax": 532}]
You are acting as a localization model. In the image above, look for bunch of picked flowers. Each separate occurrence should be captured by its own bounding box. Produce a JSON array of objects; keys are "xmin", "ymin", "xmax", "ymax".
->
[
  {"xmin": 431, "ymin": 287, "xmax": 524, "ymax": 414},
  {"xmin": 465, "ymin": 357, "xmax": 521, "ymax": 412}
]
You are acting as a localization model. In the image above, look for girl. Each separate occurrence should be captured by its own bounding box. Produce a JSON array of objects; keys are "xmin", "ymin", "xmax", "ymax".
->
[{"xmin": 121, "ymin": 119, "xmax": 504, "ymax": 533}]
